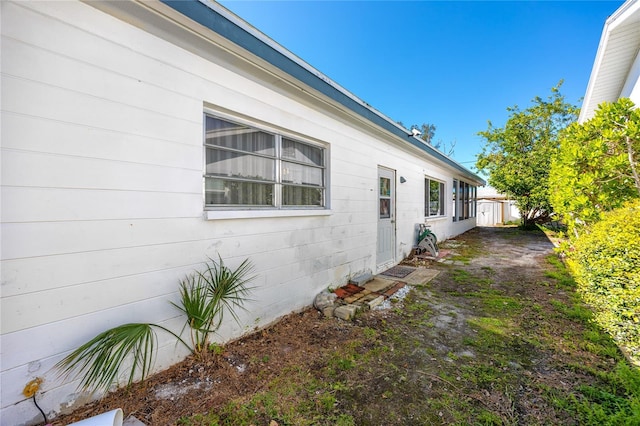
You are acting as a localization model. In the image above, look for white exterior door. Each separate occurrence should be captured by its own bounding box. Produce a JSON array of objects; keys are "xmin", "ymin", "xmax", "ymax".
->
[{"xmin": 377, "ymin": 167, "xmax": 396, "ymax": 267}]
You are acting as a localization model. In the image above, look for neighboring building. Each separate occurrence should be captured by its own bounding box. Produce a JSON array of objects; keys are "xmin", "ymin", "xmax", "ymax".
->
[
  {"xmin": 580, "ymin": 0, "xmax": 640, "ymax": 122},
  {"xmin": 0, "ymin": 1, "xmax": 484, "ymax": 423},
  {"xmin": 476, "ymin": 187, "xmax": 520, "ymax": 226}
]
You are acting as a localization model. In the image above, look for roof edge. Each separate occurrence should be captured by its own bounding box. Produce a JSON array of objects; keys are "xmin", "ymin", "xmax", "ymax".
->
[
  {"xmin": 606, "ymin": 0, "xmax": 640, "ymax": 30},
  {"xmin": 579, "ymin": 0, "xmax": 640, "ymax": 122},
  {"xmin": 160, "ymin": 0, "xmax": 485, "ymax": 185}
]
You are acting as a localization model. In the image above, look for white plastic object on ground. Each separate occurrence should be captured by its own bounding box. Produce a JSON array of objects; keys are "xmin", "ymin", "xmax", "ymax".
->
[{"xmin": 67, "ymin": 409, "xmax": 123, "ymax": 426}]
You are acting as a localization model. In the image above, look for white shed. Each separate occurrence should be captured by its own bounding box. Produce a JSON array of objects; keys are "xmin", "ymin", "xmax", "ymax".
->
[
  {"xmin": 476, "ymin": 186, "xmax": 520, "ymax": 226},
  {"xmin": 0, "ymin": 1, "xmax": 484, "ymax": 423}
]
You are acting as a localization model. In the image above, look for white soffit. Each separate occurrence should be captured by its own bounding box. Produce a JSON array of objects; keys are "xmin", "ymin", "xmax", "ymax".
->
[{"xmin": 580, "ymin": 0, "xmax": 640, "ymax": 122}]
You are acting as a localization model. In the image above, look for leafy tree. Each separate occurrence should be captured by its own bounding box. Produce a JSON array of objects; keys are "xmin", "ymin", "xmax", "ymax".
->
[
  {"xmin": 476, "ymin": 83, "xmax": 579, "ymax": 226},
  {"xmin": 550, "ymin": 98, "xmax": 640, "ymax": 235}
]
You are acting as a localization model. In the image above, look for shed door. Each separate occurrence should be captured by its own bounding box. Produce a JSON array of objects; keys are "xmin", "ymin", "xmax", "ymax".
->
[
  {"xmin": 377, "ymin": 167, "xmax": 396, "ymax": 267},
  {"xmin": 477, "ymin": 201, "xmax": 501, "ymax": 226},
  {"xmin": 477, "ymin": 201, "xmax": 493, "ymax": 226}
]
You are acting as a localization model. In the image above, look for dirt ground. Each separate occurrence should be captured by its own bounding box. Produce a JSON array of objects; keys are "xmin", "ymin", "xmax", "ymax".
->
[{"xmin": 50, "ymin": 226, "xmax": 625, "ymax": 425}]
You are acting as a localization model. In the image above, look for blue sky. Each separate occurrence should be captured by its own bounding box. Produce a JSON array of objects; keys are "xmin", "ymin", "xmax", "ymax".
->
[{"xmin": 219, "ymin": 1, "xmax": 623, "ymax": 170}]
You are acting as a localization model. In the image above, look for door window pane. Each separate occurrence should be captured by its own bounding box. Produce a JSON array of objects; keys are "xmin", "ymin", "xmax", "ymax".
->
[
  {"xmin": 379, "ymin": 199, "xmax": 391, "ymax": 219},
  {"xmin": 380, "ymin": 177, "xmax": 391, "ymax": 197}
]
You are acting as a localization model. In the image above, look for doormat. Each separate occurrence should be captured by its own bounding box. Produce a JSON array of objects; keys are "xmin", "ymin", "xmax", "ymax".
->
[{"xmin": 380, "ymin": 265, "xmax": 416, "ymax": 278}]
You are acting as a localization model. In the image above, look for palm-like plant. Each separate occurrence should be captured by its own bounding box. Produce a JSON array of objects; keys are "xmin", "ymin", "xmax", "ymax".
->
[
  {"xmin": 55, "ymin": 323, "xmax": 189, "ymax": 394},
  {"xmin": 55, "ymin": 256, "xmax": 254, "ymax": 393},
  {"xmin": 173, "ymin": 256, "xmax": 254, "ymax": 356},
  {"xmin": 174, "ymin": 273, "xmax": 214, "ymax": 354}
]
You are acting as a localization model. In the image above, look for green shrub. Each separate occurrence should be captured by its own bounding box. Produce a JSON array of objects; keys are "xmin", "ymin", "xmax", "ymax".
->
[
  {"xmin": 57, "ymin": 256, "xmax": 254, "ymax": 394},
  {"xmin": 567, "ymin": 201, "xmax": 640, "ymax": 364}
]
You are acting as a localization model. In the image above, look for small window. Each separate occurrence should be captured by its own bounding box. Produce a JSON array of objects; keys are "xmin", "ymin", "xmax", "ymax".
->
[
  {"xmin": 425, "ymin": 177, "xmax": 445, "ymax": 217},
  {"xmin": 204, "ymin": 114, "xmax": 326, "ymax": 208}
]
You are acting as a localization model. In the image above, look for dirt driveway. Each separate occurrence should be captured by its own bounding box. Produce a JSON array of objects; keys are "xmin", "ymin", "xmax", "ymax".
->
[{"xmin": 54, "ymin": 227, "xmax": 635, "ymax": 425}]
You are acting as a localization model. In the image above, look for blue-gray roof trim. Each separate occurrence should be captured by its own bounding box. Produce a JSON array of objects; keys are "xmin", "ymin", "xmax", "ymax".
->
[{"xmin": 161, "ymin": 0, "xmax": 484, "ymax": 185}]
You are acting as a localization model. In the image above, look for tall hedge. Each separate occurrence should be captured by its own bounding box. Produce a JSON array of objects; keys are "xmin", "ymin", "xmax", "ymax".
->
[{"xmin": 568, "ymin": 201, "xmax": 640, "ymax": 363}]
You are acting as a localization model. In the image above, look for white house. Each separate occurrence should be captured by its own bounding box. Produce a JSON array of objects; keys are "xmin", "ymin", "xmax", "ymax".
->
[
  {"xmin": 0, "ymin": 1, "xmax": 484, "ymax": 423},
  {"xmin": 580, "ymin": 0, "xmax": 640, "ymax": 122}
]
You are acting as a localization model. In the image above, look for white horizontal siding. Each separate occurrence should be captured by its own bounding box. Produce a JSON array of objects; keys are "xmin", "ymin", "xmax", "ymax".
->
[
  {"xmin": 1, "ymin": 299, "xmax": 186, "ymax": 372},
  {"xmin": 4, "ymin": 76, "xmax": 201, "ymax": 145},
  {"xmin": 2, "ymin": 149, "xmax": 201, "ymax": 193},
  {"xmin": 1, "ymin": 187, "xmax": 202, "ymax": 223},
  {"xmin": 3, "ymin": 219, "xmax": 210, "ymax": 260},
  {"xmin": 2, "ymin": 113, "xmax": 201, "ymax": 169},
  {"xmin": 2, "ymin": 1, "xmax": 206, "ymax": 99},
  {"xmin": 2, "ymin": 38, "xmax": 198, "ymax": 124},
  {"xmin": 1, "ymin": 210, "xmax": 375, "ymax": 327},
  {"xmin": 2, "ymin": 267, "xmax": 191, "ymax": 333},
  {"xmin": 1, "ymin": 1, "xmax": 477, "ymax": 424},
  {"xmin": 1, "ymin": 241, "xmax": 215, "ymax": 297}
]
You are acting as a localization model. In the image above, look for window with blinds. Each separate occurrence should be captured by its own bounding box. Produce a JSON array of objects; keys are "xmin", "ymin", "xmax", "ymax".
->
[{"xmin": 204, "ymin": 114, "xmax": 326, "ymax": 208}]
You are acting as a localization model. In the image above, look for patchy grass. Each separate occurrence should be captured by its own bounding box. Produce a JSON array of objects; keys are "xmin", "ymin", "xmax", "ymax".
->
[
  {"xmin": 185, "ymin": 229, "xmax": 640, "ymax": 425},
  {"xmin": 181, "ymin": 228, "xmax": 640, "ymax": 425},
  {"xmin": 178, "ymin": 227, "xmax": 639, "ymax": 425},
  {"xmin": 63, "ymin": 227, "xmax": 640, "ymax": 426}
]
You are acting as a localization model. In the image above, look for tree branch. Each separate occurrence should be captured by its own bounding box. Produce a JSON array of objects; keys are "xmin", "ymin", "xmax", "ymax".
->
[{"xmin": 624, "ymin": 135, "xmax": 640, "ymax": 197}]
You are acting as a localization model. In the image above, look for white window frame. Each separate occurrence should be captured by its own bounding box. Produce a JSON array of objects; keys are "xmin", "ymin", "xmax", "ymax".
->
[
  {"xmin": 425, "ymin": 177, "xmax": 446, "ymax": 218},
  {"xmin": 203, "ymin": 112, "xmax": 329, "ymax": 218}
]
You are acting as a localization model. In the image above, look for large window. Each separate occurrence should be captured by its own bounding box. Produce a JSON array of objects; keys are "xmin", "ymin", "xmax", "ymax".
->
[
  {"xmin": 204, "ymin": 114, "xmax": 326, "ymax": 208},
  {"xmin": 452, "ymin": 179, "xmax": 477, "ymax": 221},
  {"xmin": 425, "ymin": 177, "xmax": 445, "ymax": 217}
]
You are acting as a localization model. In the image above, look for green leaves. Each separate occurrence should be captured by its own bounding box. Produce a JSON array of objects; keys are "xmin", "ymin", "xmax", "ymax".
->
[
  {"xmin": 550, "ymin": 98, "xmax": 640, "ymax": 235},
  {"xmin": 174, "ymin": 273, "xmax": 217, "ymax": 352},
  {"xmin": 201, "ymin": 256, "xmax": 255, "ymax": 327},
  {"xmin": 476, "ymin": 82, "xmax": 578, "ymax": 225},
  {"xmin": 56, "ymin": 256, "xmax": 254, "ymax": 393},
  {"xmin": 548, "ymin": 99, "xmax": 640, "ymax": 365},
  {"xmin": 567, "ymin": 201, "xmax": 640, "ymax": 364},
  {"xmin": 56, "ymin": 323, "xmax": 160, "ymax": 393},
  {"xmin": 172, "ymin": 256, "xmax": 254, "ymax": 356}
]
